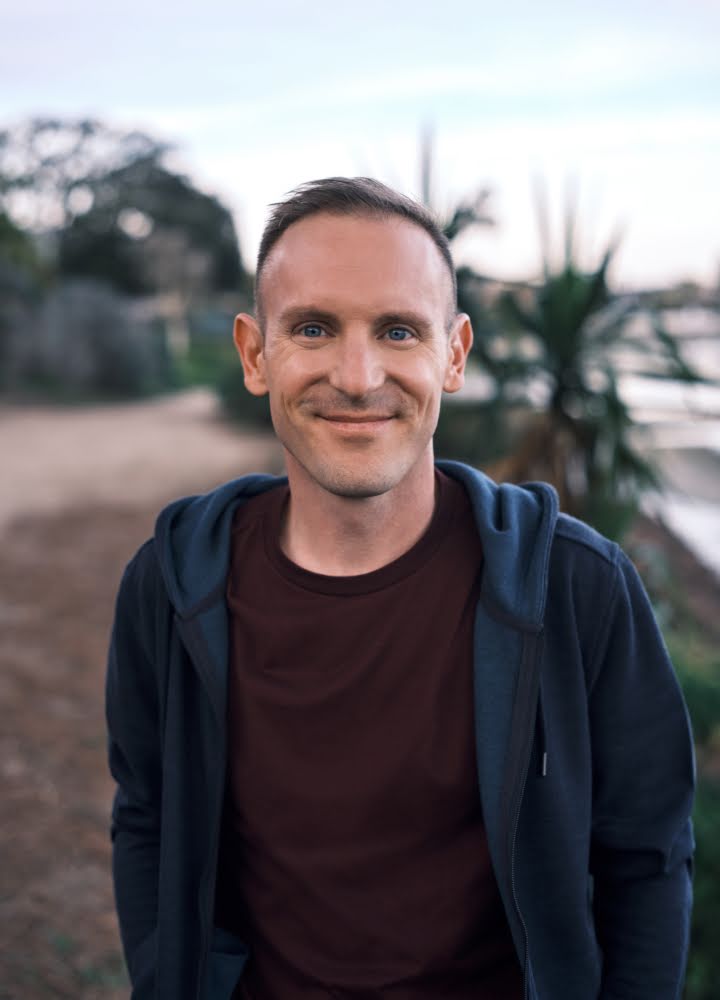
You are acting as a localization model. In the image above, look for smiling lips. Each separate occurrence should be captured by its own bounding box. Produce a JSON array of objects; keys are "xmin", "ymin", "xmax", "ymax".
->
[
  {"xmin": 322, "ymin": 414, "xmax": 394, "ymax": 422},
  {"xmin": 319, "ymin": 414, "xmax": 395, "ymax": 434}
]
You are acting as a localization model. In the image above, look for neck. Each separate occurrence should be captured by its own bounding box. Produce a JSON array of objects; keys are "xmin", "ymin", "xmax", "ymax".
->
[{"xmin": 279, "ymin": 454, "xmax": 438, "ymax": 576}]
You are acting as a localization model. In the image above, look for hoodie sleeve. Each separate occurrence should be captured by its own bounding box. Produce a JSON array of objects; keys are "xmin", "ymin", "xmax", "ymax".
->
[
  {"xmin": 587, "ymin": 548, "xmax": 695, "ymax": 999},
  {"xmin": 106, "ymin": 540, "xmax": 164, "ymax": 996}
]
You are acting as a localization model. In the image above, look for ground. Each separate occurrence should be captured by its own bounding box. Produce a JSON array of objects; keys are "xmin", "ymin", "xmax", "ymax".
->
[
  {"xmin": 0, "ymin": 391, "xmax": 281, "ymax": 998},
  {"xmin": 0, "ymin": 390, "xmax": 717, "ymax": 998}
]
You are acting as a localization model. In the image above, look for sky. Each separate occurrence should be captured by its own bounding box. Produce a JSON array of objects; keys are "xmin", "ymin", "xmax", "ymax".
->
[{"xmin": 2, "ymin": 0, "xmax": 719, "ymax": 289}]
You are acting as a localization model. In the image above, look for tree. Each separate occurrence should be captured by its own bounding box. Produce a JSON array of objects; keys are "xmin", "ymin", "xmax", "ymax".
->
[
  {"xmin": 0, "ymin": 116, "xmax": 248, "ymax": 298},
  {"xmin": 57, "ymin": 156, "xmax": 245, "ymax": 297},
  {"xmin": 420, "ymin": 138, "xmax": 707, "ymax": 536},
  {"xmin": 0, "ymin": 210, "xmax": 43, "ymax": 276},
  {"xmin": 0, "ymin": 117, "xmax": 166, "ymax": 232},
  {"xmin": 0, "ymin": 117, "xmax": 249, "ymax": 399},
  {"xmin": 0, "ymin": 212, "xmax": 46, "ymax": 386},
  {"xmin": 475, "ymin": 207, "xmax": 704, "ymax": 536}
]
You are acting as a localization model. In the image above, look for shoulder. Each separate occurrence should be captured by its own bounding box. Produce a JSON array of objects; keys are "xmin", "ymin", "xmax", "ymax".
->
[
  {"xmin": 553, "ymin": 511, "xmax": 619, "ymax": 566},
  {"xmin": 112, "ymin": 537, "xmax": 171, "ymax": 645},
  {"xmin": 544, "ymin": 514, "xmax": 642, "ymax": 666},
  {"xmin": 550, "ymin": 512, "xmax": 651, "ymax": 605},
  {"xmin": 545, "ymin": 514, "xmax": 669, "ymax": 690},
  {"xmin": 118, "ymin": 537, "xmax": 163, "ymax": 599},
  {"xmin": 548, "ymin": 511, "xmax": 624, "ymax": 600}
]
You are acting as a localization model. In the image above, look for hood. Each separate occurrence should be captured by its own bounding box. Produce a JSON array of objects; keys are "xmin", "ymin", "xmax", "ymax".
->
[
  {"xmin": 437, "ymin": 460, "xmax": 558, "ymax": 631},
  {"xmin": 154, "ymin": 460, "xmax": 558, "ymax": 630},
  {"xmin": 154, "ymin": 472, "xmax": 282, "ymax": 618}
]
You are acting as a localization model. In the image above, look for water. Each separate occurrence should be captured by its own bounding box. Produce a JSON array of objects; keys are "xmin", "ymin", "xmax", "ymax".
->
[{"xmin": 625, "ymin": 308, "xmax": 720, "ymax": 576}]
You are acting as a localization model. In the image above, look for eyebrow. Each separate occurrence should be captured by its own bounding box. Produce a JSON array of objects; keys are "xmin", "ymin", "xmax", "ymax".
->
[
  {"xmin": 375, "ymin": 311, "xmax": 434, "ymax": 333},
  {"xmin": 278, "ymin": 306, "xmax": 339, "ymax": 329},
  {"xmin": 277, "ymin": 305, "xmax": 434, "ymax": 333}
]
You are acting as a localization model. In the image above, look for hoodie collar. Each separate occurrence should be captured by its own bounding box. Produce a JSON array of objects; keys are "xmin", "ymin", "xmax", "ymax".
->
[
  {"xmin": 154, "ymin": 461, "xmax": 558, "ymax": 631},
  {"xmin": 436, "ymin": 460, "xmax": 558, "ymax": 631}
]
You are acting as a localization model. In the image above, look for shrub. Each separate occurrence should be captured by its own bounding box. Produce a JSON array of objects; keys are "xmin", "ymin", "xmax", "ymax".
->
[
  {"xmin": 685, "ymin": 777, "xmax": 720, "ymax": 1000},
  {"xmin": 216, "ymin": 362, "xmax": 273, "ymax": 429},
  {"xmin": 8, "ymin": 280, "xmax": 176, "ymax": 399}
]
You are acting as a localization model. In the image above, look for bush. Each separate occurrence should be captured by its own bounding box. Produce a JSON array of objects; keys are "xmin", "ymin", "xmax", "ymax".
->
[
  {"xmin": 6, "ymin": 280, "xmax": 176, "ymax": 399},
  {"xmin": 664, "ymin": 629, "xmax": 720, "ymax": 998},
  {"xmin": 667, "ymin": 633, "xmax": 720, "ymax": 748},
  {"xmin": 433, "ymin": 398, "xmax": 514, "ymax": 469},
  {"xmin": 685, "ymin": 777, "xmax": 720, "ymax": 1000},
  {"xmin": 175, "ymin": 327, "xmax": 273, "ymax": 431},
  {"xmin": 216, "ymin": 362, "xmax": 273, "ymax": 429}
]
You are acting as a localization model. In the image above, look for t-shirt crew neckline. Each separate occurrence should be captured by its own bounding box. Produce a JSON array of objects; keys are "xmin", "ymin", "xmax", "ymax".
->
[{"xmin": 261, "ymin": 468, "xmax": 457, "ymax": 597}]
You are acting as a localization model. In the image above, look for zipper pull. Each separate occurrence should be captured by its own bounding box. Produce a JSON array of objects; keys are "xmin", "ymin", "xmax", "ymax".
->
[{"xmin": 536, "ymin": 685, "xmax": 548, "ymax": 778}]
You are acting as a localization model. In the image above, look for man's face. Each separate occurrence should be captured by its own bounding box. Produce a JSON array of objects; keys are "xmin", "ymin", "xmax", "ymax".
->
[{"xmin": 237, "ymin": 212, "xmax": 471, "ymax": 499}]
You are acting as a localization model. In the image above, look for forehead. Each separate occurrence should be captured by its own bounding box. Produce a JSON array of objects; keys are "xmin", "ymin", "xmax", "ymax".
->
[{"xmin": 259, "ymin": 212, "xmax": 451, "ymax": 320}]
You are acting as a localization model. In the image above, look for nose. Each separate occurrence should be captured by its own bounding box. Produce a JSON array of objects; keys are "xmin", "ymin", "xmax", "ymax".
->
[{"xmin": 327, "ymin": 331, "xmax": 386, "ymax": 398}]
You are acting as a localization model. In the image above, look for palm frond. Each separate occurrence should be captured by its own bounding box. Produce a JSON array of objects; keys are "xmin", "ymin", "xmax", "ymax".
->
[
  {"xmin": 497, "ymin": 290, "xmax": 543, "ymax": 338},
  {"xmin": 443, "ymin": 188, "xmax": 494, "ymax": 243},
  {"xmin": 650, "ymin": 318, "xmax": 708, "ymax": 383}
]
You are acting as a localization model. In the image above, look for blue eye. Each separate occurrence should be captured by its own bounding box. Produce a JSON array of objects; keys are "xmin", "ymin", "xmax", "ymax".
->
[
  {"xmin": 300, "ymin": 325, "xmax": 324, "ymax": 338},
  {"xmin": 387, "ymin": 327, "xmax": 412, "ymax": 342}
]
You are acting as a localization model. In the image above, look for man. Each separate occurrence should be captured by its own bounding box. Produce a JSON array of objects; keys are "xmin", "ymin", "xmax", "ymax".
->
[{"xmin": 106, "ymin": 177, "xmax": 695, "ymax": 999}]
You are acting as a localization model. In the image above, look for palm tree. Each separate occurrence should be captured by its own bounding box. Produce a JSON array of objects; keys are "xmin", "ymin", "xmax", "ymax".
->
[
  {"xmin": 419, "ymin": 137, "xmax": 704, "ymax": 537},
  {"xmin": 479, "ymin": 199, "xmax": 703, "ymax": 536}
]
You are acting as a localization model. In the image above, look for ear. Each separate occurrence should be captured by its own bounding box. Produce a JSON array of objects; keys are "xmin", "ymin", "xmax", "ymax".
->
[
  {"xmin": 233, "ymin": 313, "xmax": 268, "ymax": 396},
  {"xmin": 443, "ymin": 313, "xmax": 473, "ymax": 394}
]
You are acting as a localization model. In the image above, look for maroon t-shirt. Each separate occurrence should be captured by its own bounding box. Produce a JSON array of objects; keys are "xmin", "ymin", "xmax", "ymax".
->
[{"xmin": 215, "ymin": 468, "xmax": 524, "ymax": 998}]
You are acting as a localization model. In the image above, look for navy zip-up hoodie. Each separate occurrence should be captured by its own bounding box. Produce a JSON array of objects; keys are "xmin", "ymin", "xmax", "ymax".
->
[{"xmin": 106, "ymin": 460, "xmax": 695, "ymax": 999}]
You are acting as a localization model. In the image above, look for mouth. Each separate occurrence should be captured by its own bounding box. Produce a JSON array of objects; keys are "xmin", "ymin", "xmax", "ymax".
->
[
  {"xmin": 322, "ymin": 414, "xmax": 394, "ymax": 422},
  {"xmin": 318, "ymin": 415, "xmax": 395, "ymax": 434}
]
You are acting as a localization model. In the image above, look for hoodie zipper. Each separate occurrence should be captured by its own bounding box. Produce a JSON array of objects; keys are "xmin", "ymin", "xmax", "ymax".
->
[
  {"xmin": 503, "ymin": 628, "xmax": 545, "ymax": 1000},
  {"xmin": 510, "ymin": 761, "xmax": 532, "ymax": 999}
]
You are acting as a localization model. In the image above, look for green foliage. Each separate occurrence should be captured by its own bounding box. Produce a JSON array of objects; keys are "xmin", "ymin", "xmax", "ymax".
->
[
  {"xmin": 0, "ymin": 116, "xmax": 249, "ymax": 299},
  {"xmin": 440, "ymin": 189, "xmax": 494, "ymax": 243},
  {"xmin": 421, "ymin": 150, "xmax": 709, "ymax": 538},
  {"xmin": 435, "ymin": 397, "xmax": 517, "ymax": 470},
  {"xmin": 178, "ymin": 338, "xmax": 237, "ymax": 388},
  {"xmin": 662, "ymin": 627, "xmax": 720, "ymax": 999},
  {"xmin": 58, "ymin": 157, "xmax": 246, "ymax": 296},
  {"xmin": 78, "ymin": 955, "xmax": 129, "ymax": 988},
  {"xmin": 215, "ymin": 362, "xmax": 273, "ymax": 429},
  {"xmin": 47, "ymin": 928, "xmax": 129, "ymax": 991},
  {"xmin": 668, "ymin": 633, "xmax": 720, "ymax": 748},
  {"xmin": 492, "ymin": 250, "xmax": 700, "ymax": 520},
  {"xmin": 176, "ymin": 321, "xmax": 274, "ymax": 430},
  {"xmin": 0, "ymin": 117, "xmax": 167, "ymax": 231},
  {"xmin": 0, "ymin": 116, "xmax": 250, "ymax": 401},
  {"xmin": 444, "ymin": 217, "xmax": 707, "ymax": 537},
  {"xmin": 0, "ymin": 212, "xmax": 46, "ymax": 385},
  {"xmin": 684, "ymin": 777, "xmax": 720, "ymax": 1000},
  {"xmin": 0, "ymin": 211, "xmax": 43, "ymax": 278}
]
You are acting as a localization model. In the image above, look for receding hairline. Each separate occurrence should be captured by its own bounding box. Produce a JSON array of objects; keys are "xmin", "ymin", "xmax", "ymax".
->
[
  {"xmin": 254, "ymin": 207, "xmax": 457, "ymax": 331},
  {"xmin": 253, "ymin": 176, "xmax": 457, "ymax": 330}
]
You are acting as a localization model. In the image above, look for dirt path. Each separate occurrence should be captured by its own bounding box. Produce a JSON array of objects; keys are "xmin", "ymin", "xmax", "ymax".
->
[
  {"xmin": 0, "ymin": 388, "xmax": 283, "ymax": 532},
  {"xmin": 0, "ymin": 392, "xmax": 281, "ymax": 998}
]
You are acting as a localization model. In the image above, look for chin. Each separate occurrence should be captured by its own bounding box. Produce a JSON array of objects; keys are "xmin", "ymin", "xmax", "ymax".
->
[
  {"xmin": 282, "ymin": 435, "xmax": 429, "ymax": 500},
  {"xmin": 315, "ymin": 471, "xmax": 397, "ymax": 499},
  {"xmin": 301, "ymin": 455, "xmax": 406, "ymax": 500}
]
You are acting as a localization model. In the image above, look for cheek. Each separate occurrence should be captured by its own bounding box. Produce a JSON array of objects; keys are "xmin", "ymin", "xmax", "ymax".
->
[
  {"xmin": 274, "ymin": 349, "xmax": 324, "ymax": 382},
  {"xmin": 403, "ymin": 359, "xmax": 446, "ymax": 398},
  {"xmin": 263, "ymin": 354, "xmax": 305, "ymax": 394}
]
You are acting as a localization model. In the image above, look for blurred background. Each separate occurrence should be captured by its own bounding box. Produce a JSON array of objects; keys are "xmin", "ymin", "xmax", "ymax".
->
[{"xmin": 1, "ymin": 1, "xmax": 719, "ymax": 996}]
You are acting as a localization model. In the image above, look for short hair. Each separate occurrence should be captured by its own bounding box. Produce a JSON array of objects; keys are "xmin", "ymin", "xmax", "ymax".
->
[{"xmin": 254, "ymin": 176, "xmax": 457, "ymax": 327}]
